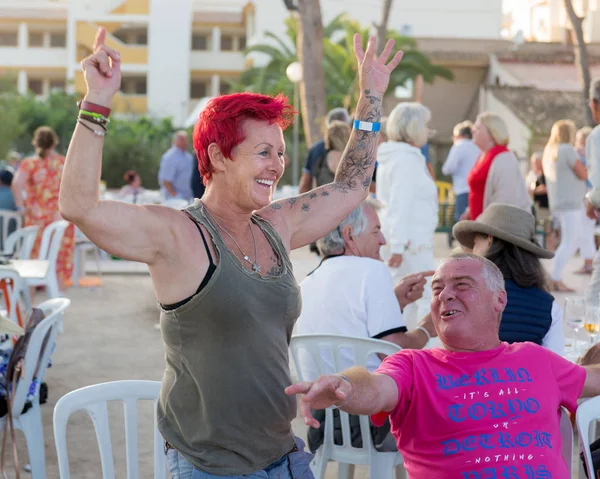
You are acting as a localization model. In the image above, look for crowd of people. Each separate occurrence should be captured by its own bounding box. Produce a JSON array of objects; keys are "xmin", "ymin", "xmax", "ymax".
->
[{"xmin": 4, "ymin": 22, "xmax": 600, "ymax": 479}]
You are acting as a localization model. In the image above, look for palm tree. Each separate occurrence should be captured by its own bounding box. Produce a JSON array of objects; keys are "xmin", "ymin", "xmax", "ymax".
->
[{"xmin": 231, "ymin": 14, "xmax": 453, "ymax": 111}]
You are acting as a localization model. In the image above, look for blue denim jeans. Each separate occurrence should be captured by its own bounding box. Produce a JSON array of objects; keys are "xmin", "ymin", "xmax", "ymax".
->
[
  {"xmin": 166, "ymin": 437, "xmax": 314, "ymax": 479},
  {"xmin": 454, "ymin": 192, "xmax": 469, "ymax": 221}
]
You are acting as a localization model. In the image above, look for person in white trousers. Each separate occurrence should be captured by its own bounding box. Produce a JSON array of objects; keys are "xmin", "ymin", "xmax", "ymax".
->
[
  {"xmin": 584, "ymin": 80, "xmax": 600, "ymax": 308},
  {"xmin": 542, "ymin": 120, "xmax": 589, "ymax": 292},
  {"xmin": 376, "ymin": 102, "xmax": 438, "ymax": 329},
  {"xmin": 575, "ymin": 126, "xmax": 596, "ymax": 275}
]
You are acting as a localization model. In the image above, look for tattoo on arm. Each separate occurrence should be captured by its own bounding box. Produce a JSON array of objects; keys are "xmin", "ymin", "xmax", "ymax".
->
[{"xmin": 334, "ymin": 89, "xmax": 382, "ymax": 193}]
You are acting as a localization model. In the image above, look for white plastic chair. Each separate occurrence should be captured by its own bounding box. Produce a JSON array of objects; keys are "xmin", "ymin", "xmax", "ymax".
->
[
  {"xmin": 53, "ymin": 380, "xmax": 166, "ymax": 479},
  {"xmin": 3, "ymin": 225, "xmax": 40, "ymax": 259},
  {"xmin": 72, "ymin": 227, "xmax": 103, "ymax": 286},
  {"xmin": 559, "ymin": 406, "xmax": 573, "ymax": 478},
  {"xmin": 0, "ymin": 210, "xmax": 22, "ymax": 252},
  {"xmin": 290, "ymin": 334, "xmax": 405, "ymax": 479},
  {"xmin": 27, "ymin": 220, "xmax": 70, "ymax": 298},
  {"xmin": 0, "ymin": 297, "xmax": 70, "ymax": 479},
  {"xmin": 576, "ymin": 396, "xmax": 600, "ymax": 479}
]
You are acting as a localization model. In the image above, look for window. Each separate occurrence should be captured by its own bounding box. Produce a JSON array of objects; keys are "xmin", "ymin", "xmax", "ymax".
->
[
  {"xmin": 136, "ymin": 32, "xmax": 147, "ymax": 45},
  {"xmin": 121, "ymin": 77, "xmax": 146, "ymax": 95},
  {"xmin": 238, "ymin": 36, "xmax": 246, "ymax": 50},
  {"xmin": 190, "ymin": 80, "xmax": 208, "ymax": 99},
  {"xmin": 220, "ymin": 82, "xmax": 232, "ymax": 95},
  {"xmin": 0, "ymin": 32, "xmax": 18, "ymax": 47},
  {"xmin": 29, "ymin": 32, "xmax": 44, "ymax": 47},
  {"xmin": 221, "ymin": 35, "xmax": 233, "ymax": 51},
  {"xmin": 49, "ymin": 32, "xmax": 66, "ymax": 47},
  {"xmin": 192, "ymin": 34, "xmax": 208, "ymax": 50},
  {"xmin": 49, "ymin": 79, "xmax": 65, "ymax": 91},
  {"xmin": 28, "ymin": 79, "xmax": 43, "ymax": 95}
]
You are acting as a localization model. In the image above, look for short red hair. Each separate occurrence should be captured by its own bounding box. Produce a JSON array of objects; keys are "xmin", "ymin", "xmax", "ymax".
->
[{"xmin": 193, "ymin": 92, "xmax": 296, "ymax": 183}]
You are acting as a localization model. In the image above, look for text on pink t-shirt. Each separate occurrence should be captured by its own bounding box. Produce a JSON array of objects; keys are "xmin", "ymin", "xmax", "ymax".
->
[{"xmin": 373, "ymin": 342, "xmax": 586, "ymax": 478}]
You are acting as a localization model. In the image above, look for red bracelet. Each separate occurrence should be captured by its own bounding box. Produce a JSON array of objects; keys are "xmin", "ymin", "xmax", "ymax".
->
[{"xmin": 78, "ymin": 100, "xmax": 111, "ymax": 117}]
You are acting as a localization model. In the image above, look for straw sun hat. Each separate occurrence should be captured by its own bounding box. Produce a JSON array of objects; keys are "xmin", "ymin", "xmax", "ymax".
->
[{"xmin": 452, "ymin": 203, "xmax": 554, "ymax": 259}]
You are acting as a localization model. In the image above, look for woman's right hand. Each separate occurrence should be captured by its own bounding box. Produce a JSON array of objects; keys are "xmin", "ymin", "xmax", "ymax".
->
[{"xmin": 81, "ymin": 27, "xmax": 121, "ymax": 107}]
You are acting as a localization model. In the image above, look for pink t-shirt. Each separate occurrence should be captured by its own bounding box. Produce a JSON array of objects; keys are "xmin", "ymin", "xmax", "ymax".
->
[{"xmin": 372, "ymin": 342, "xmax": 586, "ymax": 478}]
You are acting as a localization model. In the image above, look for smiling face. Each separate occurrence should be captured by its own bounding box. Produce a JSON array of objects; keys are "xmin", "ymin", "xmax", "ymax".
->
[
  {"xmin": 211, "ymin": 118, "xmax": 285, "ymax": 210},
  {"xmin": 430, "ymin": 258, "xmax": 506, "ymax": 351},
  {"xmin": 345, "ymin": 205, "xmax": 386, "ymax": 260}
]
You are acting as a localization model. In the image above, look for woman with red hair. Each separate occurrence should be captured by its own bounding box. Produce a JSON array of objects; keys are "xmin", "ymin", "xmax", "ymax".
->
[{"xmin": 59, "ymin": 27, "xmax": 403, "ymax": 478}]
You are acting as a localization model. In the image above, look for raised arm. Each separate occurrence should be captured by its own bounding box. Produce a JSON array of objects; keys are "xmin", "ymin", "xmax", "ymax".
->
[
  {"xmin": 59, "ymin": 27, "xmax": 179, "ymax": 265},
  {"xmin": 259, "ymin": 35, "xmax": 403, "ymax": 250},
  {"xmin": 285, "ymin": 367, "xmax": 398, "ymax": 427}
]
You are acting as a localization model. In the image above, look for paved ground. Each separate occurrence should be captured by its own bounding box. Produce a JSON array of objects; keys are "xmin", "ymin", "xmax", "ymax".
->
[{"xmin": 8, "ymin": 233, "xmax": 591, "ymax": 478}]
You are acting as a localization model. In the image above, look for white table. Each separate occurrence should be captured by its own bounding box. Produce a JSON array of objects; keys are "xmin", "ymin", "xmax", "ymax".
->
[{"xmin": 0, "ymin": 259, "xmax": 49, "ymax": 280}]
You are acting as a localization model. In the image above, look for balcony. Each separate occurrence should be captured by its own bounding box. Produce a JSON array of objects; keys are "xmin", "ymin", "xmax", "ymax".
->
[
  {"xmin": 74, "ymin": 71, "xmax": 147, "ymax": 115},
  {"xmin": 0, "ymin": 47, "xmax": 67, "ymax": 68},
  {"xmin": 189, "ymin": 51, "xmax": 245, "ymax": 72},
  {"xmin": 76, "ymin": 21, "xmax": 147, "ymax": 64}
]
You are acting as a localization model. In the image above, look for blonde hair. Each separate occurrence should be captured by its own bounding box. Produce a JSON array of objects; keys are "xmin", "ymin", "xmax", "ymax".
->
[
  {"xmin": 386, "ymin": 102, "xmax": 431, "ymax": 147},
  {"xmin": 543, "ymin": 119, "xmax": 576, "ymax": 163},
  {"xmin": 325, "ymin": 120, "xmax": 351, "ymax": 152},
  {"xmin": 476, "ymin": 112, "xmax": 509, "ymax": 146}
]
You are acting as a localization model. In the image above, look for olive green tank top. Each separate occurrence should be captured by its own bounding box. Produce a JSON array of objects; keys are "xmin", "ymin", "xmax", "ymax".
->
[{"xmin": 157, "ymin": 201, "xmax": 302, "ymax": 475}]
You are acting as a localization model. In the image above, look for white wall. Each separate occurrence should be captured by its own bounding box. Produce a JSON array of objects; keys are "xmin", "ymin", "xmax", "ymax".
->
[
  {"xmin": 487, "ymin": 55, "xmax": 524, "ymax": 87},
  {"xmin": 0, "ymin": 47, "xmax": 67, "ymax": 67},
  {"xmin": 147, "ymin": 0, "xmax": 191, "ymax": 125},
  {"xmin": 482, "ymin": 89, "xmax": 531, "ymax": 160},
  {"xmin": 189, "ymin": 51, "xmax": 244, "ymax": 72}
]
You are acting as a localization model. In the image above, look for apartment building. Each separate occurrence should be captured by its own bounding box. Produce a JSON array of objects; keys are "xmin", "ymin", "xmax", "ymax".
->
[
  {"xmin": 0, "ymin": 0, "xmax": 254, "ymax": 125},
  {"xmin": 505, "ymin": 0, "xmax": 600, "ymax": 43}
]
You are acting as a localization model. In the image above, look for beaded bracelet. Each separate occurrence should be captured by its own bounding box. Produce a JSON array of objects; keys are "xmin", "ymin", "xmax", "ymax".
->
[
  {"xmin": 77, "ymin": 119, "xmax": 106, "ymax": 137},
  {"xmin": 79, "ymin": 114, "xmax": 108, "ymax": 132},
  {"xmin": 80, "ymin": 109, "xmax": 110, "ymax": 124}
]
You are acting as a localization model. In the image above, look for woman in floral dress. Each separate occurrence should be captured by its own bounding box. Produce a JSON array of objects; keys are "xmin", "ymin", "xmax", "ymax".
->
[{"xmin": 12, "ymin": 126, "xmax": 74, "ymax": 288}]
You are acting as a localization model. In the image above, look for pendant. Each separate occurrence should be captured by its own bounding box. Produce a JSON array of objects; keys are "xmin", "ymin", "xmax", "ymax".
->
[{"xmin": 252, "ymin": 263, "xmax": 261, "ymax": 273}]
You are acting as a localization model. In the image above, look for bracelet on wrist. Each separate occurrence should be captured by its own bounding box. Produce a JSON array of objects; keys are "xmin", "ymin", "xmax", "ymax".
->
[
  {"xmin": 78, "ymin": 100, "xmax": 111, "ymax": 117},
  {"xmin": 353, "ymin": 119, "xmax": 381, "ymax": 132}
]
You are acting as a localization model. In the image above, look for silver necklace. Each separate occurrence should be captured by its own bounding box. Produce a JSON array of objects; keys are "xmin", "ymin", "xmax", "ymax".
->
[{"xmin": 203, "ymin": 206, "xmax": 261, "ymax": 273}]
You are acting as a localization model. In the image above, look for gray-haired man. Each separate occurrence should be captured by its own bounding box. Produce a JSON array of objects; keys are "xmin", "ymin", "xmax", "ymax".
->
[{"xmin": 584, "ymin": 79, "xmax": 600, "ymax": 307}]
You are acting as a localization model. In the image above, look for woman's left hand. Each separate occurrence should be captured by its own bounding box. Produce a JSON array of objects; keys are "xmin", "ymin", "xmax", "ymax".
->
[{"xmin": 354, "ymin": 35, "xmax": 404, "ymax": 98}]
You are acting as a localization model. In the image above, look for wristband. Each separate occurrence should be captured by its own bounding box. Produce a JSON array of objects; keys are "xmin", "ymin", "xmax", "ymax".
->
[
  {"xmin": 416, "ymin": 326, "xmax": 431, "ymax": 342},
  {"xmin": 353, "ymin": 120, "xmax": 381, "ymax": 132},
  {"xmin": 78, "ymin": 100, "xmax": 111, "ymax": 117}
]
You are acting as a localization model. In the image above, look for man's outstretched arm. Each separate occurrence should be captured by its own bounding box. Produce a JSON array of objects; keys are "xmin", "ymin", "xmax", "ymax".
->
[{"xmin": 285, "ymin": 366, "xmax": 398, "ymax": 428}]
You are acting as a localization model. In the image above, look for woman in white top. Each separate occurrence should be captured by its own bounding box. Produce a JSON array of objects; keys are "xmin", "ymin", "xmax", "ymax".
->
[
  {"xmin": 542, "ymin": 120, "xmax": 589, "ymax": 292},
  {"xmin": 377, "ymin": 102, "xmax": 438, "ymax": 329}
]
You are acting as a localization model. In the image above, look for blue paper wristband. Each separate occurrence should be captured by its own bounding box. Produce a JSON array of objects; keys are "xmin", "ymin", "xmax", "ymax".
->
[{"xmin": 353, "ymin": 119, "xmax": 381, "ymax": 132}]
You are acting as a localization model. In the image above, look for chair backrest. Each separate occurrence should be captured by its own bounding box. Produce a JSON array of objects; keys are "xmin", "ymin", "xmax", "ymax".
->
[
  {"xmin": 53, "ymin": 380, "xmax": 166, "ymax": 479},
  {"xmin": 0, "ymin": 210, "xmax": 22, "ymax": 251},
  {"xmin": 0, "ymin": 268, "xmax": 25, "ymax": 327},
  {"xmin": 11, "ymin": 297, "xmax": 70, "ymax": 416},
  {"xmin": 576, "ymin": 396, "xmax": 600, "ymax": 479},
  {"xmin": 4, "ymin": 225, "xmax": 40, "ymax": 259},
  {"xmin": 559, "ymin": 406, "xmax": 573, "ymax": 476},
  {"xmin": 38, "ymin": 220, "xmax": 69, "ymax": 264},
  {"xmin": 290, "ymin": 335, "xmax": 400, "ymax": 464}
]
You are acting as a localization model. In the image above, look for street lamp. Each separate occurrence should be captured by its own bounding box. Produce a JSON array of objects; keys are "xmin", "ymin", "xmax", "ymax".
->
[{"xmin": 286, "ymin": 61, "xmax": 303, "ymax": 187}]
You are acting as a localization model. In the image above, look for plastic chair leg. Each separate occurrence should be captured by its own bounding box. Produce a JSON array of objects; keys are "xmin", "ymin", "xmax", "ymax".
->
[
  {"xmin": 310, "ymin": 449, "xmax": 328, "ymax": 479},
  {"xmin": 338, "ymin": 463, "xmax": 354, "ymax": 479},
  {"xmin": 21, "ymin": 406, "xmax": 46, "ymax": 479},
  {"xmin": 368, "ymin": 454, "xmax": 397, "ymax": 479}
]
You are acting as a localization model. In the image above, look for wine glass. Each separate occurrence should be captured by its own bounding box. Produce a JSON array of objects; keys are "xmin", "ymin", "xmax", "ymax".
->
[
  {"xmin": 585, "ymin": 303, "xmax": 600, "ymax": 346},
  {"xmin": 565, "ymin": 296, "xmax": 586, "ymax": 354}
]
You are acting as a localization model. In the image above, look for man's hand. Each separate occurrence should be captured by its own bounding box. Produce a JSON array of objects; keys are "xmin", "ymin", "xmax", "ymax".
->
[
  {"xmin": 394, "ymin": 271, "xmax": 435, "ymax": 310},
  {"xmin": 585, "ymin": 198, "xmax": 599, "ymax": 221},
  {"xmin": 388, "ymin": 254, "xmax": 403, "ymax": 268},
  {"xmin": 285, "ymin": 375, "xmax": 352, "ymax": 428}
]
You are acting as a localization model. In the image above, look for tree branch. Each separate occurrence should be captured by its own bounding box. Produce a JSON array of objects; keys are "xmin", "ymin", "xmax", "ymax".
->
[{"xmin": 564, "ymin": 0, "xmax": 595, "ymax": 126}]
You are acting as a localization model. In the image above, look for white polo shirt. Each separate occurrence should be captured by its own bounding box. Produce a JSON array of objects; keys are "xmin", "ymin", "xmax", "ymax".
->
[{"xmin": 295, "ymin": 255, "xmax": 406, "ymax": 379}]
